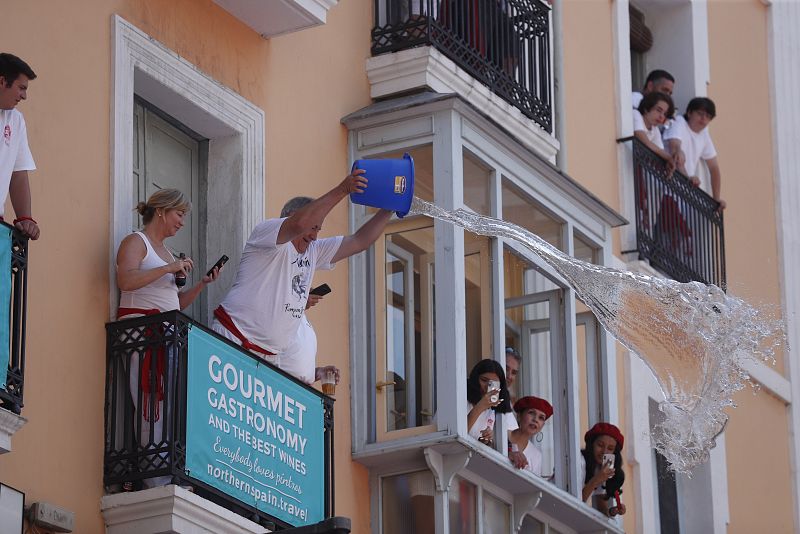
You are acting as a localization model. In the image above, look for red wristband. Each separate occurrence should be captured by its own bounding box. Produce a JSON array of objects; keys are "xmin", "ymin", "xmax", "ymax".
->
[{"xmin": 13, "ymin": 216, "xmax": 37, "ymax": 225}]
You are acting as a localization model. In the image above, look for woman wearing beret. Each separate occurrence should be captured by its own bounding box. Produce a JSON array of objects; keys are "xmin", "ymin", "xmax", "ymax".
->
[
  {"xmin": 508, "ymin": 396, "xmax": 553, "ymax": 476},
  {"xmin": 581, "ymin": 422, "xmax": 627, "ymax": 516}
]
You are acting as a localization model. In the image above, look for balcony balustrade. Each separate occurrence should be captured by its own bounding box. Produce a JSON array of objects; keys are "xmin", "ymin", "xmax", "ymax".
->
[
  {"xmin": 371, "ymin": 0, "xmax": 553, "ymax": 132},
  {"xmin": 104, "ymin": 311, "xmax": 335, "ymax": 531},
  {"xmin": 0, "ymin": 224, "xmax": 29, "ymax": 415},
  {"xmin": 622, "ymin": 136, "xmax": 726, "ymax": 289}
]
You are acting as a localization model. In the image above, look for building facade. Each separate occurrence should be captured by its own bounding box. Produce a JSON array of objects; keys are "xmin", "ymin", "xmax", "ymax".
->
[{"xmin": 0, "ymin": 0, "xmax": 797, "ymax": 533}]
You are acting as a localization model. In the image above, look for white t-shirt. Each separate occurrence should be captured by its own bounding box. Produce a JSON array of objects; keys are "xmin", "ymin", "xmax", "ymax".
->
[
  {"xmin": 632, "ymin": 109, "xmax": 664, "ymax": 149},
  {"xmin": 218, "ymin": 218, "xmax": 342, "ymax": 355},
  {"xmin": 467, "ymin": 401, "xmax": 518, "ymax": 439},
  {"xmin": 580, "ymin": 455, "xmax": 607, "ymax": 497},
  {"xmin": 521, "ymin": 440, "xmax": 543, "ymax": 477},
  {"xmin": 0, "ymin": 109, "xmax": 35, "ymax": 217},
  {"xmin": 663, "ymin": 115, "xmax": 717, "ymax": 194},
  {"xmin": 278, "ymin": 315, "xmax": 317, "ymax": 384},
  {"xmin": 631, "ymin": 91, "xmax": 643, "ymax": 109}
]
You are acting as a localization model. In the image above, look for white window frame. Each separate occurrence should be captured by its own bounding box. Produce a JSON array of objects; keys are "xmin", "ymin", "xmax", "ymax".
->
[{"xmin": 110, "ymin": 15, "xmax": 264, "ymax": 318}]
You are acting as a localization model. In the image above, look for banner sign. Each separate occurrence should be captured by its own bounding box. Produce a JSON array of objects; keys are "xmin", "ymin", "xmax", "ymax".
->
[
  {"xmin": 0, "ymin": 226, "xmax": 12, "ymax": 390},
  {"xmin": 186, "ymin": 327, "xmax": 325, "ymax": 526}
]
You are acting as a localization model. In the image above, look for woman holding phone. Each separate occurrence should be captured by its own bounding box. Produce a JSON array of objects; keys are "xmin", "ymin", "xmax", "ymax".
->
[
  {"xmin": 115, "ymin": 188, "xmax": 222, "ymax": 487},
  {"xmin": 466, "ymin": 359, "xmax": 517, "ymax": 446},
  {"xmin": 580, "ymin": 422, "xmax": 627, "ymax": 516}
]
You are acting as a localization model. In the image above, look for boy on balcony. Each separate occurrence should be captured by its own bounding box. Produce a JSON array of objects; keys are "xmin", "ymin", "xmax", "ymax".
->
[
  {"xmin": 212, "ymin": 171, "xmax": 392, "ymax": 387},
  {"xmin": 0, "ymin": 53, "xmax": 40, "ymax": 240}
]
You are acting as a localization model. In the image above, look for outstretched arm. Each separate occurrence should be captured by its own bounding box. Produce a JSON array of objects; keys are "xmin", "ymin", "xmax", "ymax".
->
[
  {"xmin": 276, "ymin": 170, "xmax": 367, "ymax": 245},
  {"xmin": 330, "ymin": 209, "xmax": 393, "ymax": 263}
]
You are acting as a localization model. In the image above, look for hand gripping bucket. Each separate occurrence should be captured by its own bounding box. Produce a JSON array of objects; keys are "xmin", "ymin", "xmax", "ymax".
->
[{"xmin": 350, "ymin": 153, "xmax": 415, "ymax": 218}]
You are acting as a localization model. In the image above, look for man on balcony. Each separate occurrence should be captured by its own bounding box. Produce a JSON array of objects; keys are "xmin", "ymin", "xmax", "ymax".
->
[
  {"xmin": 0, "ymin": 53, "xmax": 39, "ymax": 240},
  {"xmin": 632, "ymin": 69, "xmax": 675, "ymax": 110},
  {"xmin": 212, "ymin": 170, "xmax": 392, "ymax": 386}
]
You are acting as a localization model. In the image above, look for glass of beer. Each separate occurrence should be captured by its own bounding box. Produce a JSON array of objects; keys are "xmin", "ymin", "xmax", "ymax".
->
[{"xmin": 322, "ymin": 369, "xmax": 336, "ymax": 396}]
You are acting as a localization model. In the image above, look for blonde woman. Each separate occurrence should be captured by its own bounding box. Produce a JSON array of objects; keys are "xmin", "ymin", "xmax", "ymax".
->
[{"xmin": 115, "ymin": 189, "xmax": 221, "ymax": 488}]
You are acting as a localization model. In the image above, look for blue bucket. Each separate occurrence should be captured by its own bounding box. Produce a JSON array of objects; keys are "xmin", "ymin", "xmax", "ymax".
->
[{"xmin": 350, "ymin": 153, "xmax": 415, "ymax": 218}]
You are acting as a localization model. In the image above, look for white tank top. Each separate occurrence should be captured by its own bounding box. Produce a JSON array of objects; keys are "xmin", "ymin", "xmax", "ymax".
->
[{"xmin": 118, "ymin": 232, "xmax": 180, "ymax": 314}]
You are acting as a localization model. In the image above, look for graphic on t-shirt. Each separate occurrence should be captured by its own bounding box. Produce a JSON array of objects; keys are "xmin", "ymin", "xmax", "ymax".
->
[
  {"xmin": 3, "ymin": 125, "xmax": 10, "ymax": 146},
  {"xmin": 291, "ymin": 273, "xmax": 307, "ymax": 301}
]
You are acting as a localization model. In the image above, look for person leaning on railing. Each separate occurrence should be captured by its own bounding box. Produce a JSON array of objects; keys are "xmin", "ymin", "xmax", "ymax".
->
[
  {"xmin": 466, "ymin": 359, "xmax": 517, "ymax": 447},
  {"xmin": 115, "ymin": 188, "xmax": 222, "ymax": 488},
  {"xmin": 633, "ymin": 91, "xmax": 676, "ymax": 174},
  {"xmin": 0, "ymin": 53, "xmax": 41, "ymax": 240},
  {"xmin": 508, "ymin": 396, "xmax": 553, "ymax": 477},
  {"xmin": 664, "ymin": 97, "xmax": 726, "ymax": 210}
]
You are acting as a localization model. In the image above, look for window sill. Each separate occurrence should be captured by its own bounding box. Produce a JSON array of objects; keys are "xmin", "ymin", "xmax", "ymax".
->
[{"xmin": 0, "ymin": 407, "xmax": 27, "ymax": 454}]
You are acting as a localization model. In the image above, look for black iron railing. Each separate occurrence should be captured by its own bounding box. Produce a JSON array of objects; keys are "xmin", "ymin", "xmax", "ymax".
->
[
  {"xmin": 0, "ymin": 224, "xmax": 29, "ymax": 414},
  {"xmin": 621, "ymin": 136, "xmax": 726, "ymax": 289},
  {"xmin": 372, "ymin": 0, "xmax": 553, "ymax": 132},
  {"xmin": 104, "ymin": 311, "xmax": 335, "ymax": 531}
]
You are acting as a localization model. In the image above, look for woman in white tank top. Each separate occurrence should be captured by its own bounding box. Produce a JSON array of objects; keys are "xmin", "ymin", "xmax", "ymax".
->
[{"xmin": 115, "ymin": 189, "xmax": 223, "ymax": 489}]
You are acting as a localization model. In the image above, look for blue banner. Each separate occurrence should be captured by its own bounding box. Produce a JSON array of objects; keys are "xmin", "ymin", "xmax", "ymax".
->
[
  {"xmin": 0, "ymin": 226, "xmax": 11, "ymax": 390},
  {"xmin": 185, "ymin": 327, "xmax": 325, "ymax": 527}
]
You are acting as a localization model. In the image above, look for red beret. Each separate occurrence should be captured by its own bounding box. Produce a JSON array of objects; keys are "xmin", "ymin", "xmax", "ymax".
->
[
  {"xmin": 513, "ymin": 396, "xmax": 553, "ymax": 420},
  {"xmin": 584, "ymin": 422, "xmax": 624, "ymax": 451}
]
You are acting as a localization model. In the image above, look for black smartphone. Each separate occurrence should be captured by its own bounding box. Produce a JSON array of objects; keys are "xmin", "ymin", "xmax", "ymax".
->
[
  {"xmin": 309, "ymin": 283, "xmax": 332, "ymax": 296},
  {"xmin": 206, "ymin": 254, "xmax": 229, "ymax": 277}
]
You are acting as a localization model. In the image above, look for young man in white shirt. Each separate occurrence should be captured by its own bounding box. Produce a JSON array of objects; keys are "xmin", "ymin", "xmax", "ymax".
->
[
  {"xmin": 0, "ymin": 53, "xmax": 40, "ymax": 240},
  {"xmin": 631, "ymin": 69, "xmax": 675, "ymax": 110},
  {"xmin": 663, "ymin": 97, "xmax": 725, "ymax": 210},
  {"xmin": 212, "ymin": 171, "xmax": 392, "ymax": 386}
]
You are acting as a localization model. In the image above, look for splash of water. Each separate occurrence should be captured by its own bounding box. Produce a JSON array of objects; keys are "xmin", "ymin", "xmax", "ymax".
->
[{"xmin": 409, "ymin": 196, "xmax": 784, "ymax": 472}]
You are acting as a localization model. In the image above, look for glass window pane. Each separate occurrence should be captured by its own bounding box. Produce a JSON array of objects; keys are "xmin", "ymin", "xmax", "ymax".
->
[
  {"xmin": 465, "ymin": 235, "xmax": 493, "ymax": 372},
  {"xmin": 574, "ymin": 232, "xmax": 598, "ymax": 264},
  {"xmin": 448, "ymin": 476, "xmax": 477, "ymax": 534},
  {"xmin": 502, "ymin": 178, "xmax": 563, "ymax": 250},
  {"xmin": 519, "ymin": 515, "xmax": 545, "ymax": 534},
  {"xmin": 482, "ymin": 491, "xmax": 510, "ymax": 534},
  {"xmin": 385, "ymin": 224, "xmax": 436, "ymax": 431},
  {"xmin": 463, "ymin": 149, "xmax": 492, "ymax": 216},
  {"xmin": 382, "ymin": 471, "xmax": 435, "ymax": 534}
]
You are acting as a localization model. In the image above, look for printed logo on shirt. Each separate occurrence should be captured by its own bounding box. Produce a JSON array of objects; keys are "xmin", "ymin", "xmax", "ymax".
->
[
  {"xmin": 291, "ymin": 273, "xmax": 307, "ymax": 301},
  {"xmin": 291, "ymin": 255, "xmax": 310, "ymax": 269},
  {"xmin": 3, "ymin": 125, "xmax": 11, "ymax": 146}
]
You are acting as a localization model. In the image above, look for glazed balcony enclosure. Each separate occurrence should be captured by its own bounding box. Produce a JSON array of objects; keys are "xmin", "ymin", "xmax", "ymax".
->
[
  {"xmin": 0, "ymin": 224, "xmax": 29, "ymax": 417},
  {"xmin": 344, "ymin": 93, "xmax": 627, "ymax": 533},
  {"xmin": 622, "ymin": 136, "xmax": 726, "ymax": 290},
  {"xmin": 371, "ymin": 0, "xmax": 553, "ymax": 133},
  {"xmin": 103, "ymin": 311, "xmax": 335, "ymax": 532}
]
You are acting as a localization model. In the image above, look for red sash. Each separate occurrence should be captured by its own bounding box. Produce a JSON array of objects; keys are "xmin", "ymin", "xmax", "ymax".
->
[
  {"xmin": 117, "ymin": 307, "xmax": 166, "ymax": 422},
  {"xmin": 213, "ymin": 305, "xmax": 275, "ymax": 357}
]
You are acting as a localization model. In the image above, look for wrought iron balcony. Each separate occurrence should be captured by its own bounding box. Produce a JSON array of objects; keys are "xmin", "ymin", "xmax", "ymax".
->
[
  {"xmin": 622, "ymin": 136, "xmax": 726, "ymax": 289},
  {"xmin": 0, "ymin": 224, "xmax": 29, "ymax": 415},
  {"xmin": 104, "ymin": 311, "xmax": 335, "ymax": 531},
  {"xmin": 371, "ymin": 0, "xmax": 553, "ymax": 132}
]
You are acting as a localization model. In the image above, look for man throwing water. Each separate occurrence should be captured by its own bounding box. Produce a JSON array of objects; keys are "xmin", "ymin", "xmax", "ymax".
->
[{"xmin": 212, "ymin": 168, "xmax": 392, "ymax": 386}]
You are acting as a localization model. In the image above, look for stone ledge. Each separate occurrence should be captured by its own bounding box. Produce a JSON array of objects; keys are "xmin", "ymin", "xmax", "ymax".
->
[
  {"xmin": 366, "ymin": 46, "xmax": 559, "ymax": 163},
  {"xmin": 0, "ymin": 407, "xmax": 27, "ymax": 454},
  {"xmin": 101, "ymin": 485, "xmax": 267, "ymax": 534}
]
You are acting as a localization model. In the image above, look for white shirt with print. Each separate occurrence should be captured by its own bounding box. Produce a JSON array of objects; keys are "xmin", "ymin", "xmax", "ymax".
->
[{"xmin": 0, "ymin": 109, "xmax": 35, "ymax": 217}]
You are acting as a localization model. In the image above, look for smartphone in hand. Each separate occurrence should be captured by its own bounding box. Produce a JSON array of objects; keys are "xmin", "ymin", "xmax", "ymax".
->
[
  {"xmin": 602, "ymin": 453, "xmax": 615, "ymax": 469},
  {"xmin": 207, "ymin": 255, "xmax": 229, "ymax": 277},
  {"xmin": 310, "ymin": 283, "xmax": 332, "ymax": 296}
]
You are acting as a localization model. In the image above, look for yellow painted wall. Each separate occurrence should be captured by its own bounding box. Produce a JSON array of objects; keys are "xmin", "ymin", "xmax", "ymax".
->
[
  {"xmin": 707, "ymin": 1, "xmax": 793, "ymax": 531},
  {"xmin": 0, "ymin": 1, "xmax": 372, "ymax": 532},
  {"xmin": 561, "ymin": 0, "xmax": 622, "ymax": 218}
]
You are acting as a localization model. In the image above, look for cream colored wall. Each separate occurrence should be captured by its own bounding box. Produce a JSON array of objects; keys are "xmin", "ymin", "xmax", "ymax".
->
[
  {"xmin": 0, "ymin": 1, "xmax": 372, "ymax": 532},
  {"xmin": 707, "ymin": 2, "xmax": 793, "ymax": 532},
  {"xmin": 561, "ymin": 0, "xmax": 622, "ymax": 226}
]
